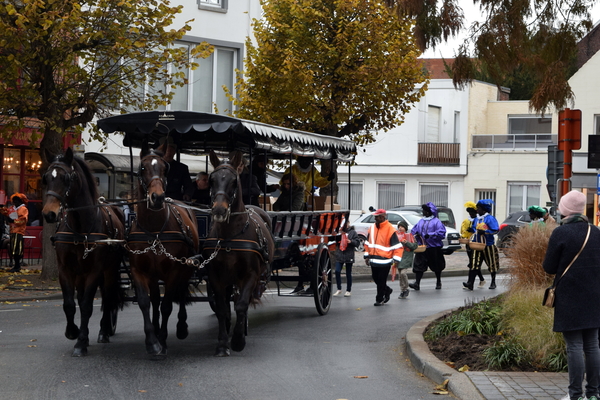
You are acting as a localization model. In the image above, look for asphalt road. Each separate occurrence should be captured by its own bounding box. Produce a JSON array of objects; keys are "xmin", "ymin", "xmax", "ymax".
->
[{"xmin": 0, "ymin": 273, "xmax": 507, "ymax": 400}]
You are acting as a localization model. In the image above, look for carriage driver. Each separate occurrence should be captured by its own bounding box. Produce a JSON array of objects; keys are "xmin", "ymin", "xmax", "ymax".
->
[
  {"xmin": 159, "ymin": 136, "xmax": 195, "ymax": 202},
  {"xmin": 0, "ymin": 193, "xmax": 29, "ymax": 273}
]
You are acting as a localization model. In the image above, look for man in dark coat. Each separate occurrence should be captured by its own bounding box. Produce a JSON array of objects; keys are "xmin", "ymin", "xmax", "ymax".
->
[{"xmin": 160, "ymin": 136, "xmax": 194, "ymax": 201}]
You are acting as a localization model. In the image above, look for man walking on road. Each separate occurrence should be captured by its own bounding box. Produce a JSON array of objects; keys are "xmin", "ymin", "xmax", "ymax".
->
[{"xmin": 364, "ymin": 209, "xmax": 403, "ymax": 306}]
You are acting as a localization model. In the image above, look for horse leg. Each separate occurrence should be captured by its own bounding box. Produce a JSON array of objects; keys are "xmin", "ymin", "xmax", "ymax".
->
[
  {"xmin": 98, "ymin": 270, "xmax": 120, "ymax": 344},
  {"xmin": 231, "ymin": 274, "xmax": 257, "ymax": 352},
  {"xmin": 150, "ymin": 284, "xmax": 161, "ymax": 335},
  {"xmin": 213, "ymin": 288, "xmax": 232, "ymax": 357},
  {"xmin": 59, "ymin": 274, "xmax": 79, "ymax": 341},
  {"xmin": 72, "ymin": 281, "xmax": 97, "ymax": 357},
  {"xmin": 157, "ymin": 294, "xmax": 174, "ymax": 356},
  {"xmin": 134, "ymin": 280, "xmax": 162, "ymax": 356},
  {"xmin": 176, "ymin": 302, "xmax": 188, "ymax": 340}
]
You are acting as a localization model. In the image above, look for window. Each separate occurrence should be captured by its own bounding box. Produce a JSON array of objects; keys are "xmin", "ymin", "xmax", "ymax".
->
[
  {"xmin": 472, "ymin": 115, "xmax": 554, "ymax": 150},
  {"xmin": 198, "ymin": 0, "xmax": 227, "ymax": 12},
  {"xmin": 144, "ymin": 43, "xmax": 237, "ymax": 113},
  {"xmin": 337, "ymin": 182, "xmax": 362, "ymax": 210},
  {"xmin": 475, "ymin": 190, "xmax": 497, "ymax": 216},
  {"xmin": 508, "ymin": 182, "xmax": 540, "ymax": 214},
  {"xmin": 426, "ymin": 105, "xmax": 440, "ymax": 142},
  {"xmin": 453, "ymin": 111, "xmax": 460, "ymax": 143},
  {"xmin": 595, "ymin": 115, "xmax": 600, "ymax": 135},
  {"xmin": 1, "ymin": 148, "xmax": 42, "ymax": 226},
  {"xmin": 377, "ymin": 183, "xmax": 405, "ymax": 210},
  {"xmin": 420, "ymin": 184, "xmax": 448, "ymax": 207}
]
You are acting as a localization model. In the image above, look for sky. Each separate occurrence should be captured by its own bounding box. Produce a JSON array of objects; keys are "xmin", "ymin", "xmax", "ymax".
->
[{"xmin": 421, "ymin": 1, "xmax": 600, "ymax": 58}]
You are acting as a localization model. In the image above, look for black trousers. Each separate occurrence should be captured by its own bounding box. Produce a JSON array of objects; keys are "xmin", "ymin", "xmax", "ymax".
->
[{"xmin": 371, "ymin": 264, "xmax": 392, "ymax": 302}]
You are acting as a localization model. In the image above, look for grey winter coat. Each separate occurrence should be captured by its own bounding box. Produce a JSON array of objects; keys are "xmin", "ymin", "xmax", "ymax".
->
[
  {"xmin": 334, "ymin": 228, "xmax": 360, "ymax": 264},
  {"xmin": 543, "ymin": 220, "xmax": 600, "ymax": 332}
]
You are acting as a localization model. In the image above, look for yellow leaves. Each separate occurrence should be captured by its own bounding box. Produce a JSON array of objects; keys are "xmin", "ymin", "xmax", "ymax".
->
[
  {"xmin": 353, "ymin": 375, "xmax": 368, "ymax": 379},
  {"xmin": 458, "ymin": 365, "xmax": 469, "ymax": 372},
  {"xmin": 432, "ymin": 379, "xmax": 449, "ymax": 395}
]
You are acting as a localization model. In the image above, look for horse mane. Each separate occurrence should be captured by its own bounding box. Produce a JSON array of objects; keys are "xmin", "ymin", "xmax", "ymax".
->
[{"xmin": 72, "ymin": 156, "xmax": 100, "ymax": 202}]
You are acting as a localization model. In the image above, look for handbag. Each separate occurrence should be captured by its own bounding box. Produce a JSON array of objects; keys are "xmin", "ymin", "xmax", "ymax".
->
[{"xmin": 542, "ymin": 225, "xmax": 590, "ymax": 308}]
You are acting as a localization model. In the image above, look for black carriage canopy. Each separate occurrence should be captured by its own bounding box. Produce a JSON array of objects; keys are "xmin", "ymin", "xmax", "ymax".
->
[{"xmin": 97, "ymin": 111, "xmax": 356, "ymax": 162}]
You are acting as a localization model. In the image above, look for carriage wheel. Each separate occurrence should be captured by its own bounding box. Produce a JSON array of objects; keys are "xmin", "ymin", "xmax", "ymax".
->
[
  {"xmin": 109, "ymin": 308, "xmax": 118, "ymax": 336},
  {"xmin": 312, "ymin": 245, "xmax": 332, "ymax": 315}
]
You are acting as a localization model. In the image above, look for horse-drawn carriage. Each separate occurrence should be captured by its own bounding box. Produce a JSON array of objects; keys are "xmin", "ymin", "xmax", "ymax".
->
[{"xmin": 42, "ymin": 111, "xmax": 356, "ymax": 357}]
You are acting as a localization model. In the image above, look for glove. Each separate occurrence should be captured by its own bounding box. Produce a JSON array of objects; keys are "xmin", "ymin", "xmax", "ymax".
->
[{"xmin": 424, "ymin": 234, "xmax": 430, "ymax": 239}]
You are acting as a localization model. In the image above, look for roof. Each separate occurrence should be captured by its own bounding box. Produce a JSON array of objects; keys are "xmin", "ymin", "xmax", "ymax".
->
[{"xmin": 97, "ymin": 111, "xmax": 356, "ymax": 162}]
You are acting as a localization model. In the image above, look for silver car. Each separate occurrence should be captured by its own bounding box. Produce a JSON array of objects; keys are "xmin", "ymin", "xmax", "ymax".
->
[{"xmin": 351, "ymin": 210, "xmax": 461, "ymax": 254}]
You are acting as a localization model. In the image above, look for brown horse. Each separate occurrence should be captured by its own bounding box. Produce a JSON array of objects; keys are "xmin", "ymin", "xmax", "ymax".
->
[
  {"xmin": 126, "ymin": 140, "xmax": 199, "ymax": 357},
  {"xmin": 204, "ymin": 150, "xmax": 275, "ymax": 356},
  {"xmin": 41, "ymin": 148, "xmax": 125, "ymax": 357}
]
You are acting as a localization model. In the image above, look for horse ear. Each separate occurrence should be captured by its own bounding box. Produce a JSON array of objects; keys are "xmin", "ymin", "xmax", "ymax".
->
[
  {"xmin": 229, "ymin": 151, "xmax": 243, "ymax": 171},
  {"xmin": 209, "ymin": 150, "xmax": 221, "ymax": 169},
  {"xmin": 64, "ymin": 147, "xmax": 74, "ymax": 165}
]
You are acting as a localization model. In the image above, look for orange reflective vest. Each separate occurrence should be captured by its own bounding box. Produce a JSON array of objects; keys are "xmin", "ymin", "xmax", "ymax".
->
[{"xmin": 364, "ymin": 220, "xmax": 403, "ymax": 265}]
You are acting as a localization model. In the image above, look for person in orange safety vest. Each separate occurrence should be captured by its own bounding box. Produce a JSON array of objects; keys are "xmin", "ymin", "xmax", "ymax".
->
[
  {"xmin": 0, "ymin": 193, "xmax": 29, "ymax": 273},
  {"xmin": 364, "ymin": 209, "xmax": 403, "ymax": 306}
]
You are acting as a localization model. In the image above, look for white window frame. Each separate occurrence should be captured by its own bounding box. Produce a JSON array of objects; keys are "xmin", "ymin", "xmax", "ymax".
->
[
  {"xmin": 595, "ymin": 114, "xmax": 600, "ymax": 135},
  {"xmin": 426, "ymin": 105, "xmax": 441, "ymax": 142},
  {"xmin": 507, "ymin": 182, "xmax": 541, "ymax": 215},
  {"xmin": 198, "ymin": 0, "xmax": 228, "ymax": 12}
]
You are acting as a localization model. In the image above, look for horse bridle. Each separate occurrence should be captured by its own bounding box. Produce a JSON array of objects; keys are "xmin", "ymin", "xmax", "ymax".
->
[
  {"xmin": 209, "ymin": 164, "xmax": 240, "ymax": 216},
  {"xmin": 138, "ymin": 152, "xmax": 169, "ymax": 197},
  {"xmin": 44, "ymin": 159, "xmax": 77, "ymax": 206}
]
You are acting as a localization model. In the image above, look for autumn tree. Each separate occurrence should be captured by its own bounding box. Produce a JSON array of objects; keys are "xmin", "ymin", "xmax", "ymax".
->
[
  {"xmin": 0, "ymin": 0, "xmax": 211, "ymax": 279},
  {"xmin": 235, "ymin": 0, "xmax": 429, "ymax": 148},
  {"xmin": 385, "ymin": 0, "xmax": 597, "ymax": 113}
]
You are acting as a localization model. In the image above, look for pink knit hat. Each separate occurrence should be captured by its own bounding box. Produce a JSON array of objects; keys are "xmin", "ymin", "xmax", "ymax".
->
[{"xmin": 558, "ymin": 190, "xmax": 586, "ymax": 217}]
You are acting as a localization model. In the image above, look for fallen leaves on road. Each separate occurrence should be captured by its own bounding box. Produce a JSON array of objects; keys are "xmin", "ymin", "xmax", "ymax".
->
[
  {"xmin": 353, "ymin": 376, "xmax": 368, "ymax": 379},
  {"xmin": 432, "ymin": 379, "xmax": 449, "ymax": 395}
]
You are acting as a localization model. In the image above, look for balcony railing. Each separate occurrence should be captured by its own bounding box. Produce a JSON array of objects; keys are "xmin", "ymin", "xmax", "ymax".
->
[
  {"xmin": 418, "ymin": 143, "xmax": 460, "ymax": 165},
  {"xmin": 471, "ymin": 134, "xmax": 557, "ymax": 151}
]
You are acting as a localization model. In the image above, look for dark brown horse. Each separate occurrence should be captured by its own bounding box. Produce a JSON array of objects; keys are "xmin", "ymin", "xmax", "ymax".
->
[
  {"xmin": 204, "ymin": 150, "xmax": 275, "ymax": 356},
  {"xmin": 126, "ymin": 140, "xmax": 199, "ymax": 357},
  {"xmin": 42, "ymin": 148, "xmax": 125, "ymax": 357}
]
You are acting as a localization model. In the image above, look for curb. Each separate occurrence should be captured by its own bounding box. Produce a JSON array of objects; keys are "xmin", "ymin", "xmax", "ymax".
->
[{"xmin": 406, "ymin": 309, "xmax": 485, "ymax": 400}]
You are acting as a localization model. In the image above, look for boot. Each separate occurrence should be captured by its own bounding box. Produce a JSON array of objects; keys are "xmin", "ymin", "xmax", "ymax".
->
[
  {"xmin": 462, "ymin": 269, "xmax": 477, "ymax": 291},
  {"xmin": 489, "ymin": 272, "xmax": 497, "ymax": 289},
  {"xmin": 408, "ymin": 282, "xmax": 420, "ymax": 291},
  {"xmin": 409, "ymin": 271, "xmax": 423, "ymax": 291}
]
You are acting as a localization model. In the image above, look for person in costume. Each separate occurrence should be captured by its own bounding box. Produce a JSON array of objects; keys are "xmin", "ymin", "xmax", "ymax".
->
[
  {"xmin": 463, "ymin": 199, "xmax": 500, "ymax": 290},
  {"xmin": 409, "ymin": 202, "xmax": 446, "ymax": 290},
  {"xmin": 528, "ymin": 205, "xmax": 547, "ymax": 226},
  {"xmin": 0, "ymin": 193, "xmax": 29, "ymax": 273},
  {"xmin": 461, "ymin": 201, "xmax": 486, "ymax": 287},
  {"xmin": 281, "ymin": 156, "xmax": 333, "ymax": 205}
]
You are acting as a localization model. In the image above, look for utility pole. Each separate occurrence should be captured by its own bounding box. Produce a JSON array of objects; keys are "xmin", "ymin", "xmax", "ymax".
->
[{"xmin": 557, "ymin": 108, "xmax": 581, "ymax": 198}]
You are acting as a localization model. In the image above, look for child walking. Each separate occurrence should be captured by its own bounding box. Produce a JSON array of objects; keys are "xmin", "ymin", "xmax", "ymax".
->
[{"xmin": 396, "ymin": 221, "xmax": 418, "ymax": 299}]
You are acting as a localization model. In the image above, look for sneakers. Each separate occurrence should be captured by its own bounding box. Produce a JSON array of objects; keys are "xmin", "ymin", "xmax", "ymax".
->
[
  {"xmin": 398, "ymin": 290, "xmax": 409, "ymax": 299},
  {"xmin": 344, "ymin": 291, "xmax": 351, "ymax": 297},
  {"xmin": 384, "ymin": 287, "xmax": 393, "ymax": 303},
  {"xmin": 462, "ymin": 282, "xmax": 473, "ymax": 291},
  {"xmin": 478, "ymin": 280, "xmax": 486, "ymax": 287},
  {"xmin": 408, "ymin": 282, "xmax": 420, "ymax": 291},
  {"xmin": 373, "ymin": 301, "xmax": 384, "ymax": 306},
  {"xmin": 333, "ymin": 290, "xmax": 342, "ymax": 297}
]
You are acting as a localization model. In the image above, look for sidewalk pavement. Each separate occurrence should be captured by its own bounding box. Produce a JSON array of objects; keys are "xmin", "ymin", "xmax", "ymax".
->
[{"xmin": 0, "ymin": 251, "xmax": 570, "ymax": 399}]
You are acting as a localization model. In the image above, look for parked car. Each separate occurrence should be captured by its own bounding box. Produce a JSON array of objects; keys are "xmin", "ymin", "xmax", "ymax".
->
[
  {"xmin": 351, "ymin": 210, "xmax": 461, "ymax": 254},
  {"xmin": 389, "ymin": 205, "xmax": 457, "ymax": 229},
  {"xmin": 497, "ymin": 211, "xmax": 531, "ymax": 248}
]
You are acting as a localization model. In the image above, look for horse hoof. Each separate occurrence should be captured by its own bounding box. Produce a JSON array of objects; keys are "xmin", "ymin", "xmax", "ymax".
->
[
  {"xmin": 176, "ymin": 323, "xmax": 188, "ymax": 340},
  {"xmin": 231, "ymin": 335, "xmax": 246, "ymax": 352},
  {"xmin": 72, "ymin": 347, "xmax": 88, "ymax": 357},
  {"xmin": 146, "ymin": 342, "xmax": 162, "ymax": 356},
  {"xmin": 214, "ymin": 347, "xmax": 230, "ymax": 357},
  {"xmin": 97, "ymin": 333, "xmax": 110, "ymax": 343},
  {"xmin": 65, "ymin": 327, "xmax": 80, "ymax": 341}
]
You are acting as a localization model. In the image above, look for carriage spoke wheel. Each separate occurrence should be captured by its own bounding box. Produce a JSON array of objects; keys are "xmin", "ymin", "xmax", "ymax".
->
[{"xmin": 312, "ymin": 246, "xmax": 332, "ymax": 315}]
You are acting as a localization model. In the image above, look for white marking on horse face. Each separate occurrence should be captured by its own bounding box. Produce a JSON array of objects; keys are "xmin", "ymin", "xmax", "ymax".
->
[
  {"xmin": 151, "ymin": 159, "xmax": 158, "ymax": 166},
  {"xmin": 51, "ymin": 169, "xmax": 58, "ymax": 179}
]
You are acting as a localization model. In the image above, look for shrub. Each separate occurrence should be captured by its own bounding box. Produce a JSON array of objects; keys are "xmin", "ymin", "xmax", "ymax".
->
[
  {"xmin": 483, "ymin": 337, "xmax": 529, "ymax": 370},
  {"xmin": 504, "ymin": 222, "xmax": 556, "ymax": 289},
  {"xmin": 425, "ymin": 297, "xmax": 502, "ymax": 340}
]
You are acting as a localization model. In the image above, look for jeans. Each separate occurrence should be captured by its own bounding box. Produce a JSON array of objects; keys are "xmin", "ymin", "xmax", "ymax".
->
[
  {"xmin": 335, "ymin": 262, "xmax": 352, "ymax": 292},
  {"xmin": 563, "ymin": 328, "xmax": 600, "ymax": 400}
]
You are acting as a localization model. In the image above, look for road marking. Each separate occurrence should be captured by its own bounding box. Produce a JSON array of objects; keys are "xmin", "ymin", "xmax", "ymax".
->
[{"xmin": 0, "ymin": 309, "xmax": 24, "ymax": 312}]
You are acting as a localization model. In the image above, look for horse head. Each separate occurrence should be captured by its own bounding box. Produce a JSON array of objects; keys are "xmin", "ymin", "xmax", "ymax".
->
[
  {"xmin": 42, "ymin": 147, "xmax": 81, "ymax": 223},
  {"xmin": 138, "ymin": 139, "xmax": 169, "ymax": 210},
  {"xmin": 209, "ymin": 150, "xmax": 244, "ymax": 223}
]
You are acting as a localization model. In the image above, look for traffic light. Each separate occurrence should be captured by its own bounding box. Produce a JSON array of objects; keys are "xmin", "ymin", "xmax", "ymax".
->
[{"xmin": 547, "ymin": 144, "xmax": 563, "ymax": 203}]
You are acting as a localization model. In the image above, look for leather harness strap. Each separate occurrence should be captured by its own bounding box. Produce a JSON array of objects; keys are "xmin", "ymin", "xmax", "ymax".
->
[{"xmin": 202, "ymin": 238, "xmax": 266, "ymax": 261}]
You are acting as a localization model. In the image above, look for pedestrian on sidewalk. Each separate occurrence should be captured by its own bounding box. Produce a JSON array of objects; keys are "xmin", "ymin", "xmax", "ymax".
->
[
  {"xmin": 333, "ymin": 220, "xmax": 359, "ymax": 297},
  {"xmin": 543, "ymin": 190, "xmax": 600, "ymax": 400},
  {"xmin": 364, "ymin": 209, "xmax": 402, "ymax": 306},
  {"xmin": 0, "ymin": 193, "xmax": 29, "ymax": 273},
  {"xmin": 461, "ymin": 201, "xmax": 486, "ymax": 288},
  {"xmin": 410, "ymin": 202, "xmax": 446, "ymax": 290},
  {"xmin": 463, "ymin": 199, "xmax": 500, "ymax": 290},
  {"xmin": 395, "ymin": 220, "xmax": 417, "ymax": 299}
]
